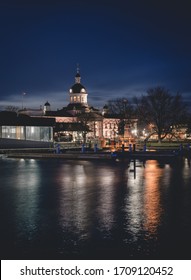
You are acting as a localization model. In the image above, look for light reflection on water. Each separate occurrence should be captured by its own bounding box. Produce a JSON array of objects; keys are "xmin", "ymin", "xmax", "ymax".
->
[
  {"xmin": 0, "ymin": 158, "xmax": 191, "ymax": 259},
  {"xmin": 143, "ymin": 160, "xmax": 164, "ymax": 236},
  {"xmin": 125, "ymin": 164, "xmax": 144, "ymax": 239},
  {"xmin": 58, "ymin": 163, "xmax": 91, "ymax": 237},
  {"xmin": 13, "ymin": 159, "xmax": 40, "ymax": 241},
  {"xmin": 94, "ymin": 166, "xmax": 117, "ymax": 233}
]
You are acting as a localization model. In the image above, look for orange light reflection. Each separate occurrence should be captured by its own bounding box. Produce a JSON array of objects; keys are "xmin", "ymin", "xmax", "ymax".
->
[{"xmin": 143, "ymin": 160, "xmax": 163, "ymax": 237}]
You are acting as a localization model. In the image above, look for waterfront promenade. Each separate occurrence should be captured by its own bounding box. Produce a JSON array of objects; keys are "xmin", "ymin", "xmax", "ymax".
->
[{"xmin": 0, "ymin": 138, "xmax": 190, "ymax": 161}]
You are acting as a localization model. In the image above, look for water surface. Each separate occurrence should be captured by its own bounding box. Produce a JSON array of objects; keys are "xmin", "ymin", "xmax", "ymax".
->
[{"xmin": 0, "ymin": 157, "xmax": 191, "ymax": 259}]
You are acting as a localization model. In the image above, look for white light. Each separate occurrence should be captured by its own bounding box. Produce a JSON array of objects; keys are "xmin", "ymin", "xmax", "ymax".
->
[{"xmin": 132, "ymin": 129, "xmax": 137, "ymax": 135}]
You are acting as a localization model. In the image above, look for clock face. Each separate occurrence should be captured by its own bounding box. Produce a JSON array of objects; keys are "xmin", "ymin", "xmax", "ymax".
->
[{"xmin": 69, "ymin": 89, "xmax": 72, "ymax": 93}]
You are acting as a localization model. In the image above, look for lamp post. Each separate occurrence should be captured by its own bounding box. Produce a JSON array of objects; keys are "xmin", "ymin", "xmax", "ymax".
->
[
  {"xmin": 22, "ymin": 92, "xmax": 26, "ymax": 109},
  {"xmin": 123, "ymin": 99, "xmax": 128, "ymax": 141}
]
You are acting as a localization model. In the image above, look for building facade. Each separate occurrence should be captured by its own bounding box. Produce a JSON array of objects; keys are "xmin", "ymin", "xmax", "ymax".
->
[{"xmin": 9, "ymin": 68, "xmax": 138, "ymax": 148}]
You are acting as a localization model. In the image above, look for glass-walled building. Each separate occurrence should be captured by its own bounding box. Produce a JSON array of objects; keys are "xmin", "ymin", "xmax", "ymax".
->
[
  {"xmin": 1, "ymin": 126, "xmax": 52, "ymax": 141},
  {"xmin": 0, "ymin": 111, "xmax": 54, "ymax": 142}
]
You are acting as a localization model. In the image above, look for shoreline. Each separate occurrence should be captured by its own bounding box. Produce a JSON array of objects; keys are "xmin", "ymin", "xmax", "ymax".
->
[{"xmin": 1, "ymin": 150, "xmax": 188, "ymax": 162}]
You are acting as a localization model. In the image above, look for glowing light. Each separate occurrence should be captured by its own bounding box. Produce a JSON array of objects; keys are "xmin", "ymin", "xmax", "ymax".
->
[{"xmin": 143, "ymin": 160, "xmax": 163, "ymax": 236}]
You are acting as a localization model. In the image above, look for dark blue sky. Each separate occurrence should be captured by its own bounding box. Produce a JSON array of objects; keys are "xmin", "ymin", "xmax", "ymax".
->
[{"xmin": 0, "ymin": 0, "xmax": 191, "ymax": 110}]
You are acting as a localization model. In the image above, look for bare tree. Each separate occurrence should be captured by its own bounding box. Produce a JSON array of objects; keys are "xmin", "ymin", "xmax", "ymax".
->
[
  {"xmin": 76, "ymin": 112, "xmax": 95, "ymax": 144},
  {"xmin": 5, "ymin": 106, "xmax": 19, "ymax": 112},
  {"xmin": 107, "ymin": 97, "xmax": 135, "ymax": 137},
  {"xmin": 134, "ymin": 87, "xmax": 187, "ymax": 142},
  {"xmin": 107, "ymin": 97, "xmax": 134, "ymax": 118}
]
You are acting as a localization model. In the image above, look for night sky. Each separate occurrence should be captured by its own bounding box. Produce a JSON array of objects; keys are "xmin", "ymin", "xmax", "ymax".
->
[{"xmin": 0, "ymin": 0, "xmax": 191, "ymax": 111}]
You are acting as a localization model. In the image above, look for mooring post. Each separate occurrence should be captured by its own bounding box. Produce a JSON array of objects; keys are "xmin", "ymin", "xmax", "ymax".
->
[
  {"xmin": 129, "ymin": 143, "xmax": 132, "ymax": 152},
  {"xmin": 56, "ymin": 143, "xmax": 60, "ymax": 154},
  {"xmin": 179, "ymin": 143, "xmax": 183, "ymax": 156},
  {"xmin": 122, "ymin": 144, "xmax": 125, "ymax": 153},
  {"xmin": 82, "ymin": 143, "xmax": 85, "ymax": 153},
  {"xmin": 133, "ymin": 143, "xmax": 136, "ymax": 152},
  {"xmin": 94, "ymin": 143, "xmax": 98, "ymax": 153},
  {"xmin": 143, "ymin": 144, "xmax": 146, "ymax": 152}
]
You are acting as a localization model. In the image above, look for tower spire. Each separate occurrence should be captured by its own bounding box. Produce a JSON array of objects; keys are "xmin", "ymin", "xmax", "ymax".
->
[
  {"xmin": 77, "ymin": 63, "xmax": 80, "ymax": 74},
  {"xmin": 75, "ymin": 63, "xmax": 81, "ymax": 83}
]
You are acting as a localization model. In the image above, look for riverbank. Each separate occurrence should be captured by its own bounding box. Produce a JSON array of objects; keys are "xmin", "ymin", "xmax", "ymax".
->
[
  {"xmin": 1, "ymin": 138, "xmax": 190, "ymax": 161},
  {"xmin": 4, "ymin": 151, "xmax": 113, "ymax": 160},
  {"xmin": 2, "ymin": 150, "xmax": 189, "ymax": 162}
]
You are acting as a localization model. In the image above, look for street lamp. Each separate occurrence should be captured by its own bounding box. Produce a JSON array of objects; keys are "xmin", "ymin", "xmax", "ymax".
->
[{"xmin": 22, "ymin": 92, "xmax": 26, "ymax": 109}]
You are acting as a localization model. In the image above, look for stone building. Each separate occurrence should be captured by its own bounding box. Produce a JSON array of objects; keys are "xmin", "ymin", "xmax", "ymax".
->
[{"xmin": 15, "ymin": 68, "xmax": 138, "ymax": 147}]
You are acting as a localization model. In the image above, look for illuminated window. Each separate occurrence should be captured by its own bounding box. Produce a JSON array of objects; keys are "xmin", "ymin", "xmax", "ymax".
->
[{"xmin": 73, "ymin": 96, "xmax": 77, "ymax": 102}]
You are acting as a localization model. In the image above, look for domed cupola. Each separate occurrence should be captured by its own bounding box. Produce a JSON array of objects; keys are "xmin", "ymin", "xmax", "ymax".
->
[
  {"xmin": 44, "ymin": 101, "xmax": 50, "ymax": 107},
  {"xmin": 69, "ymin": 66, "xmax": 88, "ymax": 104},
  {"xmin": 43, "ymin": 101, "xmax": 51, "ymax": 114},
  {"xmin": 102, "ymin": 104, "xmax": 109, "ymax": 115}
]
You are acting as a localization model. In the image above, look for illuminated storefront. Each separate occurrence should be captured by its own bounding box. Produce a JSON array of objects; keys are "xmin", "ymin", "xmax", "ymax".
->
[{"xmin": 0, "ymin": 111, "xmax": 54, "ymax": 142}]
